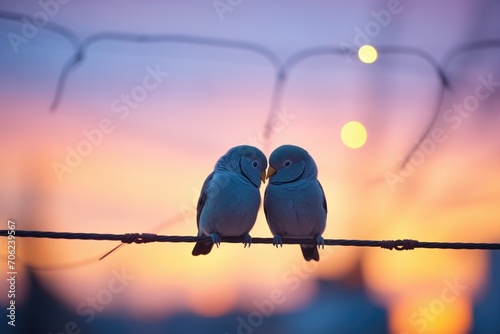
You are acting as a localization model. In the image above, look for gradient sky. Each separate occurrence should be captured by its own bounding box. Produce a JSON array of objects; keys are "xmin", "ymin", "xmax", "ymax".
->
[{"xmin": 1, "ymin": 1, "xmax": 500, "ymax": 333}]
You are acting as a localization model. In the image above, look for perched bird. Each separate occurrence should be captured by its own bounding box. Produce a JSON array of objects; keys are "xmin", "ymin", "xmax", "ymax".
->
[
  {"xmin": 192, "ymin": 145, "xmax": 267, "ymax": 256},
  {"xmin": 264, "ymin": 145, "xmax": 327, "ymax": 261}
]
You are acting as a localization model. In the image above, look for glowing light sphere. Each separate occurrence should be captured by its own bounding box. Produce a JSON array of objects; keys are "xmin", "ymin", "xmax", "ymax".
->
[
  {"xmin": 358, "ymin": 45, "xmax": 378, "ymax": 64},
  {"xmin": 341, "ymin": 121, "xmax": 367, "ymax": 149}
]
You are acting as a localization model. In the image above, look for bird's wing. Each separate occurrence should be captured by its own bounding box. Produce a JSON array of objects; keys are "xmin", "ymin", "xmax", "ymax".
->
[
  {"xmin": 317, "ymin": 180, "xmax": 327, "ymax": 214},
  {"xmin": 196, "ymin": 171, "xmax": 214, "ymax": 230},
  {"xmin": 263, "ymin": 185, "xmax": 269, "ymax": 222}
]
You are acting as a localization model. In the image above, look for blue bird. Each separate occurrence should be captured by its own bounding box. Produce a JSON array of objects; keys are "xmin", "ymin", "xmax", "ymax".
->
[
  {"xmin": 264, "ymin": 145, "xmax": 327, "ymax": 261},
  {"xmin": 192, "ymin": 145, "xmax": 267, "ymax": 256}
]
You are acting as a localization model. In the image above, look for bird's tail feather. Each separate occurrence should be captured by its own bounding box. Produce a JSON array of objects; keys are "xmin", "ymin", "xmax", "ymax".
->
[
  {"xmin": 192, "ymin": 242, "xmax": 213, "ymax": 256},
  {"xmin": 300, "ymin": 245, "xmax": 319, "ymax": 261}
]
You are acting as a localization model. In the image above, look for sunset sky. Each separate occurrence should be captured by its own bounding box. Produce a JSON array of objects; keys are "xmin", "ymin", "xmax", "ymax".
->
[{"xmin": 1, "ymin": 1, "xmax": 500, "ymax": 333}]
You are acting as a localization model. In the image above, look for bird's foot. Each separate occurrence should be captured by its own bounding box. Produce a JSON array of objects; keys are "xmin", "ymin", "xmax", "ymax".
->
[
  {"xmin": 315, "ymin": 235, "xmax": 325, "ymax": 249},
  {"xmin": 273, "ymin": 234, "xmax": 283, "ymax": 248},
  {"xmin": 211, "ymin": 233, "xmax": 221, "ymax": 248},
  {"xmin": 243, "ymin": 233, "xmax": 252, "ymax": 248}
]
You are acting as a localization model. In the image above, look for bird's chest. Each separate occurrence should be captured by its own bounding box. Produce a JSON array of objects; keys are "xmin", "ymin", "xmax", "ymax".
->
[
  {"xmin": 203, "ymin": 177, "xmax": 260, "ymax": 224},
  {"xmin": 266, "ymin": 182, "xmax": 324, "ymax": 236},
  {"xmin": 268, "ymin": 182, "xmax": 316, "ymax": 209},
  {"xmin": 209, "ymin": 177, "xmax": 257, "ymax": 205}
]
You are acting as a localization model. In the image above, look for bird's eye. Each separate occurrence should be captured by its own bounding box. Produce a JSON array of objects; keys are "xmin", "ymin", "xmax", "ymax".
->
[
  {"xmin": 284, "ymin": 160, "xmax": 292, "ymax": 167},
  {"xmin": 252, "ymin": 160, "xmax": 259, "ymax": 168}
]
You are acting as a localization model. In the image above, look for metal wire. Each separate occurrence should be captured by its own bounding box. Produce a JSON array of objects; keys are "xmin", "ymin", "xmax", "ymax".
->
[{"xmin": 1, "ymin": 230, "xmax": 499, "ymax": 250}]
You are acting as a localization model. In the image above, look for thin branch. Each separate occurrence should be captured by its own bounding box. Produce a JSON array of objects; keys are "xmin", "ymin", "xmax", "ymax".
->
[
  {"xmin": 0, "ymin": 10, "xmax": 80, "ymax": 50},
  {"xmin": 49, "ymin": 32, "xmax": 282, "ymax": 110},
  {"xmin": 260, "ymin": 45, "xmax": 450, "ymax": 172},
  {"xmin": 442, "ymin": 39, "xmax": 500, "ymax": 69},
  {"xmin": 4, "ymin": 10, "xmax": 499, "ymax": 177}
]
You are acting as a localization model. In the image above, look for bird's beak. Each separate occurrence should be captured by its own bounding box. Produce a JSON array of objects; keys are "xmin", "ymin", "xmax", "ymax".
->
[
  {"xmin": 266, "ymin": 167, "xmax": 277, "ymax": 179},
  {"xmin": 261, "ymin": 170, "xmax": 266, "ymax": 184}
]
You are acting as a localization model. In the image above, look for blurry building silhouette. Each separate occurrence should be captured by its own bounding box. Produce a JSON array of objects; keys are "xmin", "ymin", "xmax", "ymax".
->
[
  {"xmin": 2, "ymin": 259, "xmax": 388, "ymax": 334},
  {"xmin": 471, "ymin": 251, "xmax": 500, "ymax": 333}
]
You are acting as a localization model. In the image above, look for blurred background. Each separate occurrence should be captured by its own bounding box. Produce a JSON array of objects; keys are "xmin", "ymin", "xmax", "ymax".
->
[{"xmin": 1, "ymin": 0, "xmax": 500, "ymax": 333}]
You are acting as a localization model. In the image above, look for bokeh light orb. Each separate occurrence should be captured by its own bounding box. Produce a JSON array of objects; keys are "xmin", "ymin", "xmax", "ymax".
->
[
  {"xmin": 358, "ymin": 45, "xmax": 378, "ymax": 64},
  {"xmin": 341, "ymin": 121, "xmax": 367, "ymax": 149}
]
